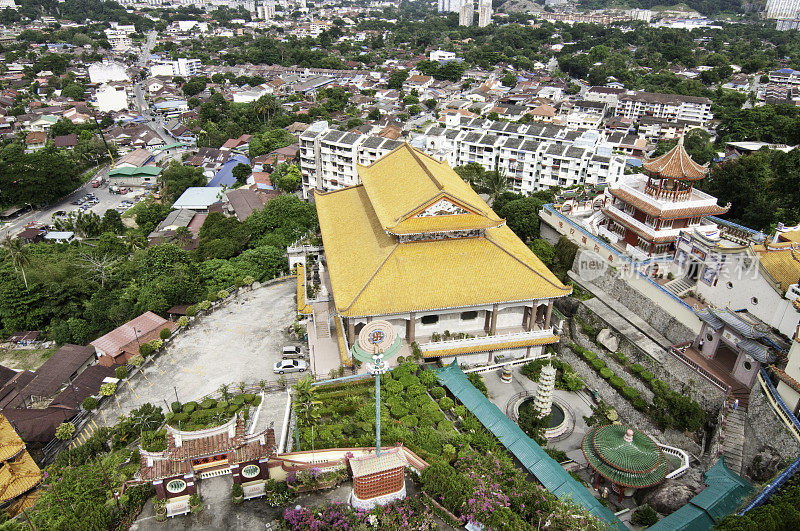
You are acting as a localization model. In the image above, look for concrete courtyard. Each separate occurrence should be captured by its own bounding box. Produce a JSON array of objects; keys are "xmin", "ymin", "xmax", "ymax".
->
[{"xmin": 95, "ymin": 280, "xmax": 300, "ymax": 432}]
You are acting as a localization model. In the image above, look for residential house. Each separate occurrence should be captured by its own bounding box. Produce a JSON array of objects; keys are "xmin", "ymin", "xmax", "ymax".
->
[{"xmin": 91, "ymin": 312, "xmax": 177, "ymax": 366}]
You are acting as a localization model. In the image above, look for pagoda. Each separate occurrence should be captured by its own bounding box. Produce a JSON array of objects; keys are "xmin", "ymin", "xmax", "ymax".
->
[
  {"xmin": 599, "ymin": 136, "xmax": 729, "ymax": 257},
  {"xmin": 533, "ymin": 363, "xmax": 556, "ymax": 418},
  {"xmin": 582, "ymin": 425, "xmax": 668, "ymax": 502}
]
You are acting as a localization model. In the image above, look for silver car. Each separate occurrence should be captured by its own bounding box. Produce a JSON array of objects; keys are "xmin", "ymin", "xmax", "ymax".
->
[{"xmin": 273, "ymin": 358, "xmax": 307, "ymax": 374}]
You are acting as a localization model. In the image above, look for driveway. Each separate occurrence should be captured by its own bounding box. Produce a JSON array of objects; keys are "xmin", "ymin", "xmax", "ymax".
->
[{"xmin": 99, "ymin": 280, "xmax": 302, "ymax": 425}]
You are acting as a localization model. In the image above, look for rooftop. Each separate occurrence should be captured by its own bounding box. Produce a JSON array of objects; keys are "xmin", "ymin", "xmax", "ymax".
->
[
  {"xmin": 349, "ymin": 446, "xmax": 407, "ymax": 478},
  {"xmin": 642, "ymin": 137, "xmax": 708, "ymax": 180},
  {"xmin": 582, "ymin": 425, "xmax": 669, "ymax": 488}
]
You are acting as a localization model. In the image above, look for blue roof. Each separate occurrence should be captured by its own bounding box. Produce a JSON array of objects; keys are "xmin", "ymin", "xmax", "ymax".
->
[
  {"xmin": 435, "ymin": 361, "xmax": 626, "ymax": 530},
  {"xmin": 208, "ymin": 154, "xmax": 250, "ymax": 187},
  {"xmin": 626, "ymin": 158, "xmax": 643, "ymax": 167}
]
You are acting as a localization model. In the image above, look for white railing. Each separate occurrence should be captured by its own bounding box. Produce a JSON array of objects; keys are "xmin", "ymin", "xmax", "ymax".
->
[
  {"xmin": 606, "ymin": 205, "xmax": 683, "ymax": 240},
  {"xmin": 658, "ymin": 443, "xmax": 691, "ymax": 479},
  {"xmin": 464, "ymin": 351, "xmax": 551, "ymax": 374},
  {"xmin": 617, "ymin": 179, "xmax": 719, "ymax": 211},
  {"xmin": 419, "ymin": 327, "xmax": 557, "ymax": 353}
]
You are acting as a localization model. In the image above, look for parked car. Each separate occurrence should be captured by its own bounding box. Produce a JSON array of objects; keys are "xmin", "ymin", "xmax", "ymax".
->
[
  {"xmin": 273, "ymin": 359, "xmax": 307, "ymax": 374},
  {"xmin": 282, "ymin": 345, "xmax": 304, "ymax": 358}
]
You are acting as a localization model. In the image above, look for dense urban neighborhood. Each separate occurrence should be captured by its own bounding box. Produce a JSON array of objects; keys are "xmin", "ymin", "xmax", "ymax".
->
[{"xmin": 0, "ymin": 0, "xmax": 800, "ymax": 529}]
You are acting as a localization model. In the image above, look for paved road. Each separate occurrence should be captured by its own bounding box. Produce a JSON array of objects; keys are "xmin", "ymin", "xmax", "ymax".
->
[{"xmin": 100, "ymin": 280, "xmax": 301, "ymax": 426}]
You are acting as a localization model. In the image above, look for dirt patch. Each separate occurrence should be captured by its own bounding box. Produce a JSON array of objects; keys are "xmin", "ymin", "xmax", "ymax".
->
[{"xmin": 0, "ymin": 347, "xmax": 57, "ymax": 370}]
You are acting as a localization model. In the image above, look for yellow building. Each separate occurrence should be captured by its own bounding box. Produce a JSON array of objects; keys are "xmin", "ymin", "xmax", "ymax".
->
[
  {"xmin": 313, "ymin": 144, "xmax": 571, "ymax": 365},
  {"xmin": 0, "ymin": 415, "xmax": 42, "ymax": 516}
]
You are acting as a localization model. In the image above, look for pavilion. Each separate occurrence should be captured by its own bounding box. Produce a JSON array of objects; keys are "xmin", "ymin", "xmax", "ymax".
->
[{"xmin": 582, "ymin": 424, "xmax": 669, "ymax": 502}]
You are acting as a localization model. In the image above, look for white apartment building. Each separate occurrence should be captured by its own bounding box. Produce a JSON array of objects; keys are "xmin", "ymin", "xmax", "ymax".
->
[
  {"xmin": 430, "ymin": 50, "xmax": 457, "ymax": 62},
  {"xmin": 766, "ymin": 0, "xmax": 800, "ymax": 18},
  {"xmin": 104, "ymin": 26, "xmax": 135, "ymax": 51},
  {"xmin": 459, "ymin": 0, "xmax": 474, "ymax": 26},
  {"xmin": 477, "ymin": 0, "xmax": 492, "ymax": 27},
  {"xmin": 585, "ymin": 86, "xmax": 626, "ymax": 107},
  {"xmin": 299, "ymin": 119, "xmax": 626, "ymax": 197},
  {"xmin": 256, "ymin": 0, "xmax": 276, "ymax": 19},
  {"xmin": 438, "ymin": 0, "xmax": 462, "ymax": 12},
  {"xmin": 616, "ymin": 91, "xmax": 713, "ymax": 128},
  {"xmin": 149, "ymin": 58, "xmax": 202, "ymax": 78}
]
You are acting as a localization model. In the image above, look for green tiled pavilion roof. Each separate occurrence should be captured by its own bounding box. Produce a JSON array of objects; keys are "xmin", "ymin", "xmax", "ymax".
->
[{"xmin": 582, "ymin": 425, "xmax": 668, "ymax": 488}]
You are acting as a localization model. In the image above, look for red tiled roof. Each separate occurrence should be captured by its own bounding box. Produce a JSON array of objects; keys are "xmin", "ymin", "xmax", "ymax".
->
[
  {"xmin": 608, "ymin": 188, "xmax": 729, "ymax": 220},
  {"xmin": 349, "ymin": 447, "xmax": 407, "ymax": 478},
  {"xmin": 91, "ymin": 312, "xmax": 171, "ymax": 358},
  {"xmin": 642, "ymin": 137, "xmax": 708, "ymax": 180}
]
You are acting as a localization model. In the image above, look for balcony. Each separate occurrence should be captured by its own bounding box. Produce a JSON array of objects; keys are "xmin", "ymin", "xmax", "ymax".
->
[{"xmin": 418, "ymin": 327, "xmax": 559, "ymax": 359}]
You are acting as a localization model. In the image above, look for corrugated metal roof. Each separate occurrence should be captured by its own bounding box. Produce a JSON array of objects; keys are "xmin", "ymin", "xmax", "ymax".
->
[{"xmin": 435, "ymin": 361, "xmax": 625, "ymax": 529}]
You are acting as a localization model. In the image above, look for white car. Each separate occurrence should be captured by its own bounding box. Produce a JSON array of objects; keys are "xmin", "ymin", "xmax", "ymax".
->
[{"xmin": 273, "ymin": 359, "xmax": 307, "ymax": 374}]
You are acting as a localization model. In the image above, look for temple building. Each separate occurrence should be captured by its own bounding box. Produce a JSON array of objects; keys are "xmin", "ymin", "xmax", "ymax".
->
[
  {"xmin": 349, "ymin": 446, "xmax": 408, "ymax": 510},
  {"xmin": 139, "ymin": 413, "xmax": 275, "ymax": 517},
  {"xmin": 312, "ymin": 144, "xmax": 572, "ymax": 366},
  {"xmin": 598, "ymin": 137, "xmax": 730, "ymax": 258},
  {"xmin": 0, "ymin": 414, "xmax": 42, "ymax": 516},
  {"xmin": 582, "ymin": 425, "xmax": 669, "ymax": 502}
]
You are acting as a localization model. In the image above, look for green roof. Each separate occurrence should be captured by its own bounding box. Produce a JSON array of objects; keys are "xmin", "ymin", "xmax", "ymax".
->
[
  {"xmin": 582, "ymin": 425, "xmax": 668, "ymax": 488},
  {"xmin": 648, "ymin": 457, "xmax": 753, "ymax": 530},
  {"xmin": 435, "ymin": 361, "xmax": 626, "ymax": 530},
  {"xmin": 108, "ymin": 166, "xmax": 162, "ymax": 177}
]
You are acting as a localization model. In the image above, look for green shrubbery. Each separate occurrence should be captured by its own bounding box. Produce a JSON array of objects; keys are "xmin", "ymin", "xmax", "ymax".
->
[
  {"xmin": 520, "ymin": 357, "xmax": 585, "ymax": 391},
  {"xmin": 599, "ymin": 368, "xmax": 613, "ymax": 379},
  {"xmin": 467, "ymin": 372, "xmax": 489, "ymax": 397},
  {"xmin": 430, "ymin": 386, "xmax": 446, "ymax": 399},
  {"xmin": 439, "ymin": 397, "xmax": 454, "ymax": 410}
]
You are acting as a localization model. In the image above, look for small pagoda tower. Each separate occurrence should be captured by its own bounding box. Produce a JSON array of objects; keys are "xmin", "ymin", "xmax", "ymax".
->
[
  {"xmin": 601, "ymin": 135, "xmax": 729, "ymax": 257},
  {"xmin": 533, "ymin": 362, "xmax": 557, "ymax": 418},
  {"xmin": 582, "ymin": 425, "xmax": 669, "ymax": 502}
]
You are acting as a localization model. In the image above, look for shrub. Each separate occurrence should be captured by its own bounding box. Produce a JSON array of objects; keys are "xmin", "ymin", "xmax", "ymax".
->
[
  {"xmin": 633, "ymin": 398, "xmax": 648, "ymax": 411},
  {"xmin": 115, "ymin": 366, "xmax": 128, "ymax": 379},
  {"xmin": 231, "ymin": 483, "xmax": 243, "ymax": 503},
  {"xmin": 149, "ymin": 339, "xmax": 163, "ymax": 350},
  {"xmin": 242, "ymin": 275, "xmax": 255, "ymax": 285},
  {"xmin": 55, "ymin": 422, "xmax": 75, "ymax": 440},
  {"xmin": 641, "ymin": 371, "xmax": 655, "ymax": 382},
  {"xmin": 200, "ymin": 398, "xmax": 217, "ymax": 409},
  {"xmin": 622, "ymin": 387, "xmax": 640, "ymax": 400},
  {"xmin": 632, "ymin": 505, "xmax": 659, "ymax": 527},
  {"xmin": 599, "ymin": 367, "xmax": 613, "ymax": 379},
  {"xmin": 545, "ymin": 448, "xmax": 569, "ymax": 462},
  {"xmin": 385, "ymin": 380, "xmax": 403, "ymax": 395},
  {"xmin": 453, "ymin": 405, "xmax": 467, "ymax": 417},
  {"xmin": 100, "ymin": 383, "xmax": 116, "ymax": 396},
  {"xmin": 406, "ymin": 384, "xmax": 426, "ymax": 397},
  {"xmin": 243, "ymin": 394, "xmax": 255, "ymax": 403},
  {"xmin": 207, "ymin": 291, "xmax": 218, "ymax": 302},
  {"xmin": 82, "ymin": 397, "xmax": 98, "ymax": 411},
  {"xmin": 614, "ymin": 351, "xmax": 629, "ymax": 365},
  {"xmin": 430, "ymin": 386, "xmax": 446, "ymax": 399},
  {"xmin": 467, "ymin": 372, "xmax": 489, "ymax": 397},
  {"xmin": 401, "ymin": 415, "xmax": 418, "ymax": 427},
  {"xmin": 630, "ymin": 363, "xmax": 644, "ymax": 375},
  {"xmin": 591, "ymin": 358, "xmax": 605, "ymax": 370},
  {"xmin": 609, "ymin": 376, "xmax": 625, "ymax": 389},
  {"xmin": 170, "ymin": 412, "xmax": 189, "ymax": 424},
  {"xmin": 130, "ymin": 354, "xmax": 144, "ymax": 366},
  {"xmin": 218, "ymin": 399, "xmax": 229, "ymax": 410},
  {"xmin": 438, "ymin": 420, "xmax": 455, "ymax": 431},
  {"xmin": 198, "ymin": 300, "xmax": 211, "ymax": 311},
  {"xmin": 183, "ymin": 402, "xmax": 197, "ymax": 414},
  {"xmin": 419, "ymin": 370, "xmax": 438, "ymax": 388},
  {"xmin": 177, "ymin": 316, "xmax": 189, "ymax": 327},
  {"xmin": 391, "ymin": 405, "xmax": 409, "ymax": 418},
  {"xmin": 231, "ymin": 395, "xmax": 247, "ymax": 405},
  {"xmin": 141, "ymin": 429, "xmax": 167, "ymax": 452},
  {"xmin": 139, "ymin": 343, "xmax": 154, "ymax": 356},
  {"xmin": 399, "ymin": 375, "xmax": 420, "ymax": 389},
  {"xmin": 651, "ymin": 379, "xmax": 669, "ymax": 395},
  {"xmin": 439, "ymin": 397, "xmax": 454, "ymax": 410},
  {"xmin": 159, "ymin": 328, "xmax": 172, "ymax": 340},
  {"xmin": 185, "ymin": 305, "xmax": 197, "ymax": 317},
  {"xmin": 218, "ymin": 289, "xmax": 230, "ymax": 299},
  {"xmin": 171, "ymin": 401, "xmax": 182, "ymax": 413}
]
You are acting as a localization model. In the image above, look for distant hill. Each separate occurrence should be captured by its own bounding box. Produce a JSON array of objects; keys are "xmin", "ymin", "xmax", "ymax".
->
[{"xmin": 576, "ymin": 0, "xmax": 746, "ymax": 16}]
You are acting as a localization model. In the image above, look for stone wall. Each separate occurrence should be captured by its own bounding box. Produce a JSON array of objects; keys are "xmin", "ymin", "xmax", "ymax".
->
[
  {"xmin": 587, "ymin": 268, "xmax": 695, "ymax": 345},
  {"xmin": 741, "ymin": 387, "xmax": 800, "ymax": 477}
]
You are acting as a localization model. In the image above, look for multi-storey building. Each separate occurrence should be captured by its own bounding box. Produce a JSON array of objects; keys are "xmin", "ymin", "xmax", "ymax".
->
[
  {"xmin": 766, "ymin": 0, "xmax": 800, "ymax": 18},
  {"xmin": 150, "ymin": 58, "xmax": 202, "ymax": 78},
  {"xmin": 477, "ymin": 0, "xmax": 492, "ymax": 27},
  {"xmin": 598, "ymin": 138, "xmax": 729, "ymax": 257},
  {"xmin": 438, "ymin": 0, "xmax": 462, "ymax": 12},
  {"xmin": 616, "ymin": 92, "xmax": 713, "ymax": 128},
  {"xmin": 459, "ymin": 0, "xmax": 474, "ymax": 26}
]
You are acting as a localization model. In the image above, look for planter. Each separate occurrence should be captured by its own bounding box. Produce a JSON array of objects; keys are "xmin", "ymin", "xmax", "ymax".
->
[
  {"xmin": 155, "ymin": 512, "xmax": 166, "ymax": 522},
  {"xmin": 232, "ymin": 495, "xmax": 244, "ymax": 505},
  {"xmin": 288, "ymin": 478, "xmax": 339, "ymax": 493}
]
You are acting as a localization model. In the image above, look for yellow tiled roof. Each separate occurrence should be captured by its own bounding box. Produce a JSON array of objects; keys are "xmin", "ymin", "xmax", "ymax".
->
[
  {"xmin": 357, "ymin": 143, "xmax": 501, "ymax": 234},
  {"xmin": 421, "ymin": 334, "xmax": 560, "ymax": 359},
  {"xmin": 0, "ymin": 416, "xmax": 25, "ymax": 462},
  {"xmin": 0, "ymin": 451, "xmax": 41, "ymax": 503},
  {"xmin": 779, "ymin": 230, "xmax": 800, "ymax": 243},
  {"xmin": 335, "ymin": 316, "xmax": 353, "ymax": 367},
  {"xmin": 752, "ymin": 244, "xmax": 800, "ymax": 293},
  {"xmin": 315, "ymin": 182, "xmax": 571, "ymax": 318}
]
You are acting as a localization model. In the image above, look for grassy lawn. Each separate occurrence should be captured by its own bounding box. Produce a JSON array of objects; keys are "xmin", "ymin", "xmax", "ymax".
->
[{"xmin": 0, "ymin": 347, "xmax": 58, "ymax": 371}]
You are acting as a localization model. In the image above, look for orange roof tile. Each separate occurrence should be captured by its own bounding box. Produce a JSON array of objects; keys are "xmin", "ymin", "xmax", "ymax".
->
[{"xmin": 642, "ymin": 136, "xmax": 708, "ymax": 180}]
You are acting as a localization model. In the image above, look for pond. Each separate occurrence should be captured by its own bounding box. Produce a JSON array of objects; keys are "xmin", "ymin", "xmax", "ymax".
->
[{"xmin": 519, "ymin": 398, "xmax": 565, "ymax": 430}]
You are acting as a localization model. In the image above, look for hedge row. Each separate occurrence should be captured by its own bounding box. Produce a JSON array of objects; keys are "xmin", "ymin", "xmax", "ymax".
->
[{"xmin": 572, "ymin": 343, "xmax": 648, "ymax": 413}]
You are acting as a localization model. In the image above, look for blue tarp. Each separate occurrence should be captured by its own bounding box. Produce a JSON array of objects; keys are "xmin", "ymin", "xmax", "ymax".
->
[{"xmin": 208, "ymin": 154, "xmax": 250, "ymax": 187}]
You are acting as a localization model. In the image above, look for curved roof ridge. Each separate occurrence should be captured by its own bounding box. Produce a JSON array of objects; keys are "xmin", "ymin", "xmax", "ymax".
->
[
  {"xmin": 643, "ymin": 135, "xmax": 708, "ymax": 180},
  {"xmin": 340, "ymin": 243, "xmax": 401, "ymax": 313},
  {"xmin": 405, "ymin": 142, "xmax": 443, "ymax": 190}
]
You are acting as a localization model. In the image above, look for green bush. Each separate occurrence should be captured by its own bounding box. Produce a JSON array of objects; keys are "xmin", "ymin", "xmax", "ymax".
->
[
  {"xmin": 467, "ymin": 373, "xmax": 489, "ymax": 397},
  {"xmin": 177, "ymin": 316, "xmax": 189, "ymax": 327},
  {"xmin": 633, "ymin": 398, "xmax": 648, "ymax": 411},
  {"xmin": 630, "ymin": 363, "xmax": 644, "ymax": 375},
  {"xmin": 171, "ymin": 412, "xmax": 189, "ymax": 424},
  {"xmin": 391, "ymin": 405, "xmax": 409, "ymax": 418},
  {"xmin": 139, "ymin": 343, "xmax": 154, "ymax": 356},
  {"xmin": 439, "ymin": 397, "xmax": 454, "ymax": 410},
  {"xmin": 198, "ymin": 300, "xmax": 211, "ymax": 311},
  {"xmin": 609, "ymin": 376, "xmax": 625, "ymax": 389},
  {"xmin": 453, "ymin": 405, "xmax": 467, "ymax": 417},
  {"xmin": 591, "ymin": 358, "xmax": 605, "ymax": 370},
  {"xmin": 622, "ymin": 387, "xmax": 640, "ymax": 400},
  {"xmin": 186, "ymin": 305, "xmax": 197, "ymax": 317},
  {"xmin": 631, "ymin": 504, "xmax": 659, "ymax": 527},
  {"xmin": 599, "ymin": 367, "xmax": 613, "ymax": 379},
  {"xmin": 431, "ymin": 386, "xmax": 446, "ymax": 399},
  {"xmin": 438, "ymin": 420, "xmax": 455, "ymax": 431},
  {"xmin": 217, "ymin": 289, "xmax": 229, "ymax": 299},
  {"xmin": 614, "ymin": 351, "xmax": 629, "ymax": 365},
  {"xmin": 183, "ymin": 402, "xmax": 197, "ymax": 414},
  {"xmin": 651, "ymin": 379, "xmax": 669, "ymax": 395},
  {"xmin": 419, "ymin": 370, "xmax": 438, "ymax": 388},
  {"xmin": 253, "ymin": 396, "xmax": 261, "ymax": 407},
  {"xmin": 130, "ymin": 354, "xmax": 144, "ymax": 366},
  {"xmin": 545, "ymin": 448, "xmax": 569, "ymax": 462},
  {"xmin": 115, "ymin": 366, "xmax": 128, "ymax": 379},
  {"xmin": 641, "ymin": 371, "xmax": 655, "ymax": 381},
  {"xmin": 160, "ymin": 328, "xmax": 172, "ymax": 340},
  {"xmin": 399, "ymin": 375, "xmax": 420, "ymax": 389},
  {"xmin": 200, "ymin": 398, "xmax": 217, "ymax": 409},
  {"xmin": 406, "ymin": 384, "xmax": 426, "ymax": 397},
  {"xmin": 82, "ymin": 397, "xmax": 98, "ymax": 411},
  {"xmin": 218, "ymin": 399, "xmax": 229, "ymax": 410},
  {"xmin": 385, "ymin": 380, "xmax": 403, "ymax": 395},
  {"xmin": 171, "ymin": 401, "xmax": 182, "ymax": 413},
  {"xmin": 232, "ymin": 395, "xmax": 247, "ymax": 405},
  {"xmin": 207, "ymin": 291, "xmax": 218, "ymax": 302},
  {"xmin": 401, "ymin": 415, "xmax": 418, "ymax": 427},
  {"xmin": 243, "ymin": 393, "xmax": 255, "ymax": 403}
]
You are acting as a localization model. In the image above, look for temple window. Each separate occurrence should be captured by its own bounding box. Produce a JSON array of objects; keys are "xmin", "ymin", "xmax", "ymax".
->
[
  {"xmin": 460, "ymin": 311, "xmax": 478, "ymax": 321},
  {"xmin": 421, "ymin": 315, "xmax": 439, "ymax": 325},
  {"xmin": 167, "ymin": 479, "xmax": 186, "ymax": 493},
  {"xmin": 242, "ymin": 464, "xmax": 260, "ymax": 478}
]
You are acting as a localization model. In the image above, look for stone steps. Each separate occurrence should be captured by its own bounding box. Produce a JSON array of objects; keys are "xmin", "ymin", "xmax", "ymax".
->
[
  {"xmin": 722, "ymin": 408, "xmax": 747, "ymax": 474},
  {"xmin": 664, "ymin": 276, "xmax": 695, "ymax": 296}
]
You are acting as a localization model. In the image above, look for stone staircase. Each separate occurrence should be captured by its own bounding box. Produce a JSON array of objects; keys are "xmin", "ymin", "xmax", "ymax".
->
[
  {"xmin": 664, "ymin": 276, "xmax": 696, "ymax": 296},
  {"xmin": 722, "ymin": 408, "xmax": 746, "ymax": 474},
  {"xmin": 312, "ymin": 303, "xmax": 331, "ymax": 339}
]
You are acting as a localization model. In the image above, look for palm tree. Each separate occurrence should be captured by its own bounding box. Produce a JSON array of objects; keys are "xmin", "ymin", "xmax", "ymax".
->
[
  {"xmin": 174, "ymin": 226, "xmax": 192, "ymax": 249},
  {"xmin": 2, "ymin": 235, "xmax": 30, "ymax": 289},
  {"xmin": 479, "ymin": 169, "xmax": 509, "ymax": 204},
  {"xmin": 123, "ymin": 233, "xmax": 145, "ymax": 254}
]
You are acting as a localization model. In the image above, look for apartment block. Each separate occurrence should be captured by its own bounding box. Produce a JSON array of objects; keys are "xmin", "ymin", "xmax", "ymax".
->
[{"xmin": 615, "ymin": 91, "xmax": 713, "ymax": 128}]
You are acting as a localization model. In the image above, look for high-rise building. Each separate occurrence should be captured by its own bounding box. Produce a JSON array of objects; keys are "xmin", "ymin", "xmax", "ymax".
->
[
  {"xmin": 478, "ymin": 0, "xmax": 492, "ymax": 27},
  {"xmin": 766, "ymin": 0, "xmax": 800, "ymax": 18},
  {"xmin": 459, "ymin": 0, "xmax": 474, "ymax": 26},
  {"xmin": 438, "ymin": 0, "xmax": 462, "ymax": 12},
  {"xmin": 257, "ymin": 0, "xmax": 275, "ymax": 19}
]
